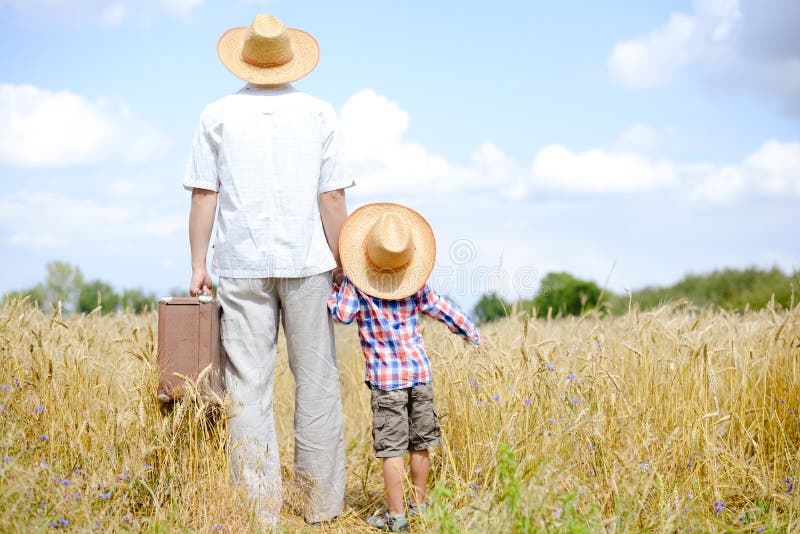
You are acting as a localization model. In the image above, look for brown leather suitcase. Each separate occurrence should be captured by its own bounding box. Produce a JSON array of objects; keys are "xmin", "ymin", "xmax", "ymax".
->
[{"xmin": 156, "ymin": 296, "xmax": 225, "ymax": 401}]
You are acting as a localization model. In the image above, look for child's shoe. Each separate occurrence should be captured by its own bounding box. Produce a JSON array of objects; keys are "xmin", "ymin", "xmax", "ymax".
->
[
  {"xmin": 366, "ymin": 511, "xmax": 409, "ymax": 532},
  {"xmin": 407, "ymin": 502, "xmax": 427, "ymax": 518}
]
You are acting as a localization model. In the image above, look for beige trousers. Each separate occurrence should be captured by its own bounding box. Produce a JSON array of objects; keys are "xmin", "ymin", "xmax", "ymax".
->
[{"xmin": 218, "ymin": 273, "xmax": 345, "ymax": 526}]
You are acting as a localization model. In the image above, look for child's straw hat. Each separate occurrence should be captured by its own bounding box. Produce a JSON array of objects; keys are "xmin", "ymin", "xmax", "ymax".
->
[
  {"xmin": 217, "ymin": 14, "xmax": 319, "ymax": 85},
  {"xmin": 339, "ymin": 203, "xmax": 436, "ymax": 300}
]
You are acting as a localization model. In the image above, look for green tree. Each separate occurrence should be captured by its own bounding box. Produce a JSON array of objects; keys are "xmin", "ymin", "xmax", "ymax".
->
[
  {"xmin": 532, "ymin": 272, "xmax": 602, "ymax": 317},
  {"xmin": 43, "ymin": 261, "xmax": 84, "ymax": 311},
  {"xmin": 120, "ymin": 288, "xmax": 157, "ymax": 314},
  {"xmin": 78, "ymin": 280, "xmax": 120, "ymax": 314},
  {"xmin": 472, "ymin": 292, "xmax": 509, "ymax": 323}
]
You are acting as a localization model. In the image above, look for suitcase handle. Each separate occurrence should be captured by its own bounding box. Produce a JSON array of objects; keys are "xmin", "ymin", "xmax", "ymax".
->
[{"xmin": 159, "ymin": 296, "xmax": 214, "ymax": 304}]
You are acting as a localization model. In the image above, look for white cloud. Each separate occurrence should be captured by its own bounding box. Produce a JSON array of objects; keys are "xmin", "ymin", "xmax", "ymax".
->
[
  {"xmin": 0, "ymin": 0, "xmax": 203, "ymax": 26},
  {"xmin": 0, "ymin": 84, "xmax": 170, "ymax": 168},
  {"xmin": 530, "ymin": 145, "xmax": 679, "ymax": 194},
  {"xmin": 611, "ymin": 123, "xmax": 666, "ymax": 154},
  {"xmin": 689, "ymin": 140, "xmax": 800, "ymax": 202},
  {"xmin": 607, "ymin": 0, "xmax": 800, "ymax": 118},
  {"xmin": 340, "ymin": 90, "xmax": 520, "ymax": 198},
  {"xmin": 340, "ymin": 90, "xmax": 800, "ymax": 203},
  {"xmin": 608, "ymin": 13, "xmax": 697, "ymax": 87},
  {"xmin": 0, "ymin": 191, "xmax": 185, "ymax": 248}
]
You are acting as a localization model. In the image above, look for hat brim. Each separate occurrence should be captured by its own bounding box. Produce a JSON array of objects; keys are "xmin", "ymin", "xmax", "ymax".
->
[
  {"xmin": 340, "ymin": 203, "xmax": 436, "ymax": 300},
  {"xmin": 217, "ymin": 27, "xmax": 320, "ymax": 85}
]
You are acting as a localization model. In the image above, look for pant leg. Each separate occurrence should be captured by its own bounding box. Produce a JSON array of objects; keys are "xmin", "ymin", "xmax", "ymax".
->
[
  {"xmin": 218, "ymin": 277, "xmax": 282, "ymax": 527},
  {"xmin": 278, "ymin": 272, "xmax": 345, "ymax": 523}
]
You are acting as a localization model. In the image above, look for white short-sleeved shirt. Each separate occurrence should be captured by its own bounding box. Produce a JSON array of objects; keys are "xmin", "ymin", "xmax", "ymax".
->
[{"xmin": 183, "ymin": 84, "xmax": 354, "ymax": 278}]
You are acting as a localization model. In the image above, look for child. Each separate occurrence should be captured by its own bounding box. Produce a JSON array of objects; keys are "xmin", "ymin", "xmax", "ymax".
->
[{"xmin": 328, "ymin": 203, "xmax": 481, "ymax": 532}]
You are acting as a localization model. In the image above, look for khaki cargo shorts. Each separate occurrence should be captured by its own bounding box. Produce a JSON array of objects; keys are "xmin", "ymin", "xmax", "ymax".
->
[{"xmin": 370, "ymin": 383, "xmax": 441, "ymax": 458}]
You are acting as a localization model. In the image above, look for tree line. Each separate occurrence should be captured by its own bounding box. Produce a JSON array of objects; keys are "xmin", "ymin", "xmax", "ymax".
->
[
  {"xmin": 2, "ymin": 261, "xmax": 186, "ymax": 314},
  {"xmin": 3, "ymin": 261, "xmax": 796, "ymax": 320},
  {"xmin": 472, "ymin": 267, "xmax": 798, "ymax": 323}
]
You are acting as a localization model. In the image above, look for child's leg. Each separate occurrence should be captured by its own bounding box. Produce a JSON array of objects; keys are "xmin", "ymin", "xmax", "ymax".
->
[
  {"xmin": 409, "ymin": 449, "xmax": 430, "ymax": 504},
  {"xmin": 382, "ymin": 456, "xmax": 406, "ymax": 515}
]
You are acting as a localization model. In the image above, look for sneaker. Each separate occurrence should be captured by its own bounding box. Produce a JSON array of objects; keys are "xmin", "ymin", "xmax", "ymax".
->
[
  {"xmin": 407, "ymin": 502, "xmax": 427, "ymax": 518},
  {"xmin": 366, "ymin": 512, "xmax": 409, "ymax": 532}
]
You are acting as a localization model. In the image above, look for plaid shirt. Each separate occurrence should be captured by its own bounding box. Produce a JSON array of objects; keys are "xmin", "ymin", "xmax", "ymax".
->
[{"xmin": 328, "ymin": 277, "xmax": 481, "ymax": 391}]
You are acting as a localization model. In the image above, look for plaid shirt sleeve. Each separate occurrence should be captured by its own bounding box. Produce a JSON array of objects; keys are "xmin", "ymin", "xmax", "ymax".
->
[
  {"xmin": 328, "ymin": 276, "xmax": 360, "ymax": 324},
  {"xmin": 418, "ymin": 284, "xmax": 481, "ymax": 345}
]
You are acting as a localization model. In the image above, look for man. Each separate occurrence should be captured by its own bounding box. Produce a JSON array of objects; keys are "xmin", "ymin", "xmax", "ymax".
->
[{"xmin": 184, "ymin": 14, "xmax": 351, "ymax": 527}]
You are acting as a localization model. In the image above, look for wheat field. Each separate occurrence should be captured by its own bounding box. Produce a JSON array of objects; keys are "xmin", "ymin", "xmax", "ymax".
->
[{"xmin": 0, "ymin": 296, "xmax": 798, "ymax": 533}]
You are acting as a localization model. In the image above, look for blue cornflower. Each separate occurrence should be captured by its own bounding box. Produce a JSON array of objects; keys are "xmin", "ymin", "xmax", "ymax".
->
[
  {"xmin": 3, "ymin": 456, "xmax": 11, "ymax": 462},
  {"xmin": 59, "ymin": 519, "xmax": 68, "ymax": 526},
  {"xmin": 546, "ymin": 363, "xmax": 555, "ymax": 371},
  {"xmin": 756, "ymin": 528, "xmax": 766, "ymax": 533},
  {"xmin": 475, "ymin": 401, "xmax": 483, "ymax": 407},
  {"xmin": 567, "ymin": 373, "xmax": 576, "ymax": 381},
  {"xmin": 523, "ymin": 397, "xmax": 531, "ymax": 406},
  {"xmin": 120, "ymin": 472, "xmax": 131, "ymax": 480},
  {"xmin": 1, "ymin": 384, "xmax": 10, "ymax": 391},
  {"xmin": 212, "ymin": 526, "xmax": 222, "ymax": 531},
  {"xmin": 492, "ymin": 394, "xmax": 500, "ymax": 402},
  {"xmin": 475, "ymin": 467, "xmax": 483, "ymax": 474},
  {"xmin": 61, "ymin": 479, "xmax": 69, "ymax": 485},
  {"xmin": 470, "ymin": 482, "xmax": 479, "ymax": 490},
  {"xmin": 547, "ymin": 418, "xmax": 556, "ymax": 424},
  {"xmin": 72, "ymin": 493, "xmax": 80, "ymax": 500},
  {"xmin": 469, "ymin": 378, "xmax": 477, "ymax": 389},
  {"xmin": 35, "ymin": 406, "xmax": 44, "ymax": 414},
  {"xmin": 713, "ymin": 501, "xmax": 725, "ymax": 514},
  {"xmin": 639, "ymin": 462, "xmax": 649, "ymax": 472},
  {"xmin": 589, "ymin": 445, "xmax": 596, "ymax": 452},
  {"xmin": 786, "ymin": 476, "xmax": 795, "ymax": 495},
  {"xmin": 144, "ymin": 463, "xmax": 152, "ymax": 469},
  {"xmin": 571, "ymin": 398, "xmax": 581, "ymax": 404},
  {"xmin": 99, "ymin": 491, "xmax": 111, "ymax": 500},
  {"xmin": 41, "ymin": 435, "xmax": 48, "ymax": 442},
  {"xmin": 48, "ymin": 521, "xmax": 58, "ymax": 528},
  {"xmin": 40, "ymin": 460, "xmax": 48, "ymax": 469},
  {"xmin": 124, "ymin": 516, "xmax": 133, "ymax": 525}
]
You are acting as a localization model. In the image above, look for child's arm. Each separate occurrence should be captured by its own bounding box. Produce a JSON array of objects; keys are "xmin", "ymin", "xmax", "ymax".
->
[
  {"xmin": 328, "ymin": 276, "xmax": 360, "ymax": 324},
  {"xmin": 418, "ymin": 284, "xmax": 481, "ymax": 345}
]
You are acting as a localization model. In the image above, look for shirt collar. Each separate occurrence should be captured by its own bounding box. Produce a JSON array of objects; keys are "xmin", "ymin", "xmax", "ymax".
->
[{"xmin": 239, "ymin": 83, "xmax": 296, "ymax": 94}]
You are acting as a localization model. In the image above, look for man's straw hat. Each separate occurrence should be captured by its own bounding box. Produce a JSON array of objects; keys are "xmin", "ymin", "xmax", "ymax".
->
[
  {"xmin": 217, "ymin": 14, "xmax": 319, "ymax": 85},
  {"xmin": 340, "ymin": 203, "xmax": 436, "ymax": 300}
]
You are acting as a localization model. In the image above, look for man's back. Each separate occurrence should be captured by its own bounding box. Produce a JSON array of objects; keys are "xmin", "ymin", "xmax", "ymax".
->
[{"xmin": 184, "ymin": 84, "xmax": 351, "ymax": 278}]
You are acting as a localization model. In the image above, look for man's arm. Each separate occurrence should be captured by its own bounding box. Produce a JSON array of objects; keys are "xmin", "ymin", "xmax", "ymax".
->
[
  {"xmin": 319, "ymin": 188, "xmax": 347, "ymax": 283},
  {"xmin": 189, "ymin": 188, "xmax": 217, "ymax": 296}
]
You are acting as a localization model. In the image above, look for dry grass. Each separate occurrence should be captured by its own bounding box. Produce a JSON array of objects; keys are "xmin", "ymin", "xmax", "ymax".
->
[{"xmin": 0, "ymin": 297, "xmax": 798, "ymax": 532}]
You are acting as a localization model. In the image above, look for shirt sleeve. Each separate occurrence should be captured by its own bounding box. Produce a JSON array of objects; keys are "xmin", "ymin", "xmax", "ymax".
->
[
  {"xmin": 328, "ymin": 276, "xmax": 360, "ymax": 324},
  {"xmin": 183, "ymin": 104, "xmax": 222, "ymax": 192},
  {"xmin": 318, "ymin": 105, "xmax": 355, "ymax": 193},
  {"xmin": 418, "ymin": 284, "xmax": 481, "ymax": 345}
]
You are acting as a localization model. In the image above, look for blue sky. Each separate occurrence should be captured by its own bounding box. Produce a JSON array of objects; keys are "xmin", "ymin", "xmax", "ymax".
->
[{"xmin": 1, "ymin": 0, "xmax": 798, "ymax": 308}]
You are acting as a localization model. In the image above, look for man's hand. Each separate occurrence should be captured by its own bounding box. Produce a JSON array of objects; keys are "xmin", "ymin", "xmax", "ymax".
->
[
  {"xmin": 331, "ymin": 266, "xmax": 344, "ymax": 285},
  {"xmin": 190, "ymin": 268, "xmax": 213, "ymax": 297}
]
